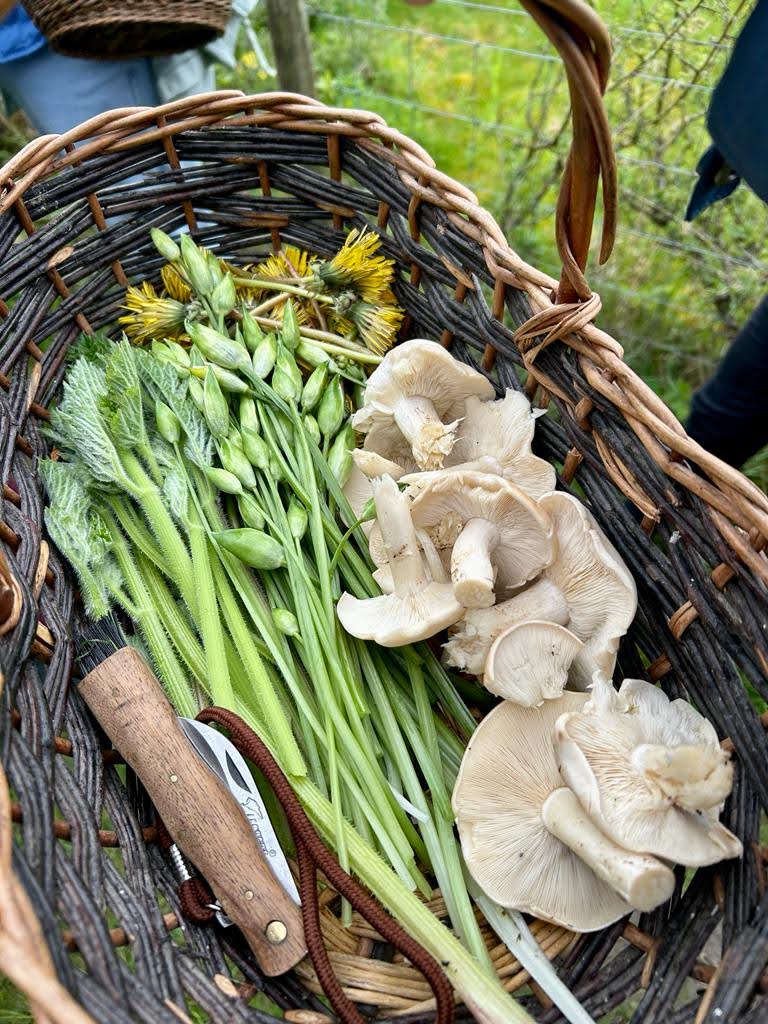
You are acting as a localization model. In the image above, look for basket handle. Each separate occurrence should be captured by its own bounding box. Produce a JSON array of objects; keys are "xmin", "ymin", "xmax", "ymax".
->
[{"xmin": 519, "ymin": 0, "xmax": 617, "ymax": 303}]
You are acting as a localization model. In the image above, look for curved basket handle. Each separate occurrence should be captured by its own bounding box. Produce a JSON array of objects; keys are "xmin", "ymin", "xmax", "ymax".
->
[{"xmin": 519, "ymin": 0, "xmax": 617, "ymax": 303}]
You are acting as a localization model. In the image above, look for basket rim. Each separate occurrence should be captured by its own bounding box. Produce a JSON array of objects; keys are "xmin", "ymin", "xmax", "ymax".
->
[{"xmin": 0, "ymin": 89, "xmax": 766, "ymax": 580}]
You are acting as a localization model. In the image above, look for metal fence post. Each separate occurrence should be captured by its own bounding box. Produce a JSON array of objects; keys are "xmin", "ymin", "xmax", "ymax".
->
[{"xmin": 265, "ymin": 0, "xmax": 315, "ymax": 96}]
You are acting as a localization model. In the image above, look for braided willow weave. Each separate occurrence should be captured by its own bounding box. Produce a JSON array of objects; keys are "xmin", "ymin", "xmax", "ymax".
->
[{"xmin": 0, "ymin": 23, "xmax": 766, "ymax": 1024}]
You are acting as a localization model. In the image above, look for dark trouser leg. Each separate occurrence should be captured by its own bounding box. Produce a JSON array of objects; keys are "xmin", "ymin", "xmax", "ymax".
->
[{"xmin": 686, "ymin": 293, "xmax": 768, "ymax": 468}]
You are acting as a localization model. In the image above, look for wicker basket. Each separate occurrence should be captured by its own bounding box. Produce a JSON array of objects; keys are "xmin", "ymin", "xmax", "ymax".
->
[
  {"xmin": 22, "ymin": 0, "xmax": 231, "ymax": 58},
  {"xmin": 1, "ymin": 2, "xmax": 767, "ymax": 1022}
]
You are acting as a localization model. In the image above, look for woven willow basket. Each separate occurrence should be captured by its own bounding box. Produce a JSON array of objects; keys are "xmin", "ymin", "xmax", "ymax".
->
[
  {"xmin": 23, "ymin": 0, "xmax": 230, "ymax": 58},
  {"xmin": 1, "ymin": 3, "xmax": 767, "ymax": 1022}
]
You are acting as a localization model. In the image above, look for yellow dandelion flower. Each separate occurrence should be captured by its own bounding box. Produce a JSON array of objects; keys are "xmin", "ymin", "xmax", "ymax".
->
[
  {"xmin": 314, "ymin": 229, "xmax": 395, "ymax": 302},
  {"xmin": 251, "ymin": 245, "xmax": 312, "ymax": 284},
  {"xmin": 161, "ymin": 263, "xmax": 192, "ymax": 302},
  {"xmin": 119, "ymin": 281, "xmax": 188, "ymax": 345},
  {"xmin": 331, "ymin": 299, "xmax": 403, "ymax": 356}
]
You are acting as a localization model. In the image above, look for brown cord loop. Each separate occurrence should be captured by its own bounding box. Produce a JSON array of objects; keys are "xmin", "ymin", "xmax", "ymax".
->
[{"xmin": 196, "ymin": 706, "xmax": 455, "ymax": 1024}]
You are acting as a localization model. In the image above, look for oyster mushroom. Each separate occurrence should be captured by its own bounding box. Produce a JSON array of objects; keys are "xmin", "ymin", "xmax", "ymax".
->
[
  {"xmin": 446, "ymin": 389, "xmax": 556, "ymax": 499},
  {"xmin": 336, "ymin": 475, "xmax": 463, "ymax": 646},
  {"xmin": 453, "ymin": 697, "xmax": 676, "ymax": 931},
  {"xmin": 351, "ymin": 339, "xmax": 495, "ymax": 470},
  {"xmin": 442, "ymin": 578, "xmax": 569, "ymax": 675},
  {"xmin": 538, "ymin": 492, "xmax": 637, "ymax": 690},
  {"xmin": 484, "ymin": 620, "xmax": 584, "ymax": 706},
  {"xmin": 555, "ymin": 676, "xmax": 743, "ymax": 867},
  {"xmin": 407, "ymin": 471, "xmax": 554, "ymax": 609}
]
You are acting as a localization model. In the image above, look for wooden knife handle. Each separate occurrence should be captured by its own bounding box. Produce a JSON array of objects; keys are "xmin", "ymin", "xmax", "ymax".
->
[{"xmin": 79, "ymin": 647, "xmax": 306, "ymax": 976}]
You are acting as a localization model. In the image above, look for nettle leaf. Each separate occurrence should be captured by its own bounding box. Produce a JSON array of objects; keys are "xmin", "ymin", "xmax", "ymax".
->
[
  {"xmin": 102, "ymin": 338, "xmax": 149, "ymax": 451},
  {"xmin": 161, "ymin": 463, "xmax": 189, "ymax": 521},
  {"xmin": 134, "ymin": 347, "xmax": 212, "ymax": 469}
]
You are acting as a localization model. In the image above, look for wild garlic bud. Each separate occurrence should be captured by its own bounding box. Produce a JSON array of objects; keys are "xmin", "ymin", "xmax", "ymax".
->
[
  {"xmin": 241, "ymin": 309, "xmax": 264, "ymax": 353},
  {"xmin": 241, "ymin": 427, "xmax": 269, "ymax": 470},
  {"xmin": 281, "ymin": 299, "xmax": 300, "ymax": 351},
  {"xmin": 273, "ymin": 409, "xmax": 294, "ymax": 444},
  {"xmin": 155, "ymin": 400, "xmax": 181, "ymax": 445},
  {"xmin": 204, "ymin": 466, "xmax": 243, "ymax": 494},
  {"xmin": 239, "ymin": 396, "xmax": 260, "ymax": 434},
  {"xmin": 287, "ymin": 497, "xmax": 308, "ymax": 540},
  {"xmin": 272, "ymin": 608, "xmax": 299, "ymax": 636},
  {"xmin": 269, "ymin": 456, "xmax": 284, "ymax": 482},
  {"xmin": 328, "ymin": 422, "xmax": 355, "ymax": 486},
  {"xmin": 180, "ymin": 235, "xmax": 216, "ymax": 295},
  {"xmin": 296, "ymin": 339, "xmax": 333, "ymax": 369},
  {"xmin": 213, "ymin": 527, "xmax": 284, "ymax": 569},
  {"xmin": 303, "ymin": 414, "xmax": 321, "ymax": 446},
  {"xmin": 272, "ymin": 346, "xmax": 302, "ymax": 403},
  {"xmin": 219, "ymin": 436, "xmax": 256, "ymax": 489},
  {"xmin": 188, "ymin": 376, "xmax": 205, "ymax": 412},
  {"xmin": 252, "ymin": 333, "xmax": 277, "ymax": 379},
  {"xmin": 187, "ymin": 322, "xmax": 250, "ymax": 372},
  {"xmin": 317, "ymin": 374, "xmax": 345, "ymax": 437},
  {"xmin": 238, "ymin": 492, "xmax": 265, "ymax": 530},
  {"xmin": 203, "ymin": 367, "xmax": 229, "ymax": 438},
  {"xmin": 301, "ymin": 362, "xmax": 328, "ymax": 412},
  {"xmin": 151, "ymin": 227, "xmax": 181, "ymax": 262},
  {"xmin": 208, "ymin": 364, "xmax": 249, "ymax": 393},
  {"xmin": 209, "ymin": 273, "xmax": 237, "ymax": 316}
]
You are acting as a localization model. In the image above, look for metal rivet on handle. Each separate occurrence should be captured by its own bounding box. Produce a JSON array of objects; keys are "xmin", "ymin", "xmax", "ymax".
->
[
  {"xmin": 265, "ymin": 920, "xmax": 288, "ymax": 944},
  {"xmin": 170, "ymin": 774, "xmax": 178, "ymax": 783},
  {"xmin": 244, "ymin": 889, "xmax": 254, "ymax": 901}
]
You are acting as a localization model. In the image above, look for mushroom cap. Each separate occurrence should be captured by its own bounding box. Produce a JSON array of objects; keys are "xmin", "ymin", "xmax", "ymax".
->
[
  {"xmin": 409, "ymin": 470, "xmax": 554, "ymax": 595},
  {"xmin": 555, "ymin": 677, "xmax": 742, "ymax": 867},
  {"xmin": 484, "ymin": 620, "xmax": 584, "ymax": 706},
  {"xmin": 336, "ymin": 583, "xmax": 464, "ymax": 647},
  {"xmin": 442, "ymin": 578, "xmax": 570, "ymax": 675},
  {"xmin": 447, "ymin": 390, "xmax": 556, "ymax": 499},
  {"xmin": 453, "ymin": 695, "xmax": 631, "ymax": 931},
  {"xmin": 355, "ymin": 339, "xmax": 495, "ymax": 421},
  {"xmin": 538, "ymin": 491, "xmax": 637, "ymax": 689}
]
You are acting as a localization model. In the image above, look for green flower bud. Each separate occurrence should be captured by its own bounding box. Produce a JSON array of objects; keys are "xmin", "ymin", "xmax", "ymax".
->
[
  {"xmin": 281, "ymin": 299, "xmax": 300, "ymax": 351},
  {"xmin": 328, "ymin": 423, "xmax": 355, "ymax": 486},
  {"xmin": 274, "ymin": 409, "xmax": 294, "ymax": 444},
  {"xmin": 203, "ymin": 367, "xmax": 229, "ymax": 438},
  {"xmin": 272, "ymin": 346, "xmax": 302, "ymax": 403},
  {"xmin": 188, "ymin": 344, "xmax": 205, "ymax": 368},
  {"xmin": 210, "ymin": 273, "xmax": 237, "ymax": 316},
  {"xmin": 353, "ymin": 382, "xmax": 367, "ymax": 409},
  {"xmin": 151, "ymin": 228, "xmax": 181, "ymax": 262},
  {"xmin": 241, "ymin": 308, "xmax": 264, "ymax": 353},
  {"xmin": 272, "ymin": 608, "xmax": 299, "ymax": 636},
  {"xmin": 188, "ymin": 376, "xmax": 205, "ymax": 412},
  {"xmin": 268, "ymin": 457, "xmax": 284, "ymax": 482},
  {"xmin": 186, "ymin": 322, "xmax": 250, "ymax": 372},
  {"xmin": 239, "ymin": 396, "xmax": 260, "ymax": 436},
  {"xmin": 287, "ymin": 497, "xmax": 308, "ymax": 540},
  {"xmin": 296, "ymin": 339, "xmax": 331, "ymax": 369},
  {"xmin": 241, "ymin": 427, "xmax": 270, "ymax": 470},
  {"xmin": 155, "ymin": 400, "xmax": 181, "ymax": 445},
  {"xmin": 317, "ymin": 374, "xmax": 345, "ymax": 437},
  {"xmin": 358, "ymin": 496, "xmax": 377, "ymax": 523},
  {"xmin": 252, "ymin": 333, "xmax": 277, "ymax": 379},
  {"xmin": 204, "ymin": 466, "xmax": 243, "ymax": 494},
  {"xmin": 209, "ymin": 364, "xmax": 249, "ymax": 393},
  {"xmin": 303, "ymin": 414, "xmax": 321, "ymax": 446},
  {"xmin": 213, "ymin": 528, "xmax": 284, "ymax": 569},
  {"xmin": 219, "ymin": 436, "xmax": 256, "ymax": 489},
  {"xmin": 238, "ymin": 492, "xmax": 265, "ymax": 530},
  {"xmin": 301, "ymin": 362, "xmax": 328, "ymax": 413},
  {"xmin": 230, "ymin": 427, "xmax": 244, "ymax": 448},
  {"xmin": 152, "ymin": 339, "xmax": 190, "ymax": 369},
  {"xmin": 180, "ymin": 234, "xmax": 216, "ymax": 295}
]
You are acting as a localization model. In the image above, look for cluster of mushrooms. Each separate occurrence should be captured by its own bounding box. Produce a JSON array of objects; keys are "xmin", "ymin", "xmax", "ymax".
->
[{"xmin": 338, "ymin": 340, "xmax": 743, "ymax": 932}]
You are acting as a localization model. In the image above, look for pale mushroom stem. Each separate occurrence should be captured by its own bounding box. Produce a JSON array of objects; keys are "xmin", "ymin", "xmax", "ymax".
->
[
  {"xmin": 371, "ymin": 476, "xmax": 428, "ymax": 593},
  {"xmin": 450, "ymin": 518, "xmax": 501, "ymax": 608},
  {"xmin": 393, "ymin": 395, "xmax": 460, "ymax": 470},
  {"xmin": 541, "ymin": 788, "xmax": 675, "ymax": 912}
]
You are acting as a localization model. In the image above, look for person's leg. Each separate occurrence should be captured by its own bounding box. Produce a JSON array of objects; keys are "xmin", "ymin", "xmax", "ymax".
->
[
  {"xmin": 0, "ymin": 44, "xmax": 159, "ymax": 135},
  {"xmin": 687, "ymin": 293, "xmax": 768, "ymax": 468}
]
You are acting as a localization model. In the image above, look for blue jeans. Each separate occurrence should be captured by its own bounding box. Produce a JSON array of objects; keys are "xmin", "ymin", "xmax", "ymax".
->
[{"xmin": 0, "ymin": 44, "xmax": 159, "ymax": 135}]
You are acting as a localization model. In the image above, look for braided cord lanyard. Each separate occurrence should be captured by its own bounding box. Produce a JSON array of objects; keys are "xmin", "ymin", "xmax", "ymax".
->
[{"xmin": 160, "ymin": 706, "xmax": 455, "ymax": 1024}]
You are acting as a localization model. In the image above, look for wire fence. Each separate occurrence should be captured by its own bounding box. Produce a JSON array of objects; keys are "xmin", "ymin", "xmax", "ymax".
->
[{"xmin": 293, "ymin": 0, "xmax": 760, "ymax": 421}]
